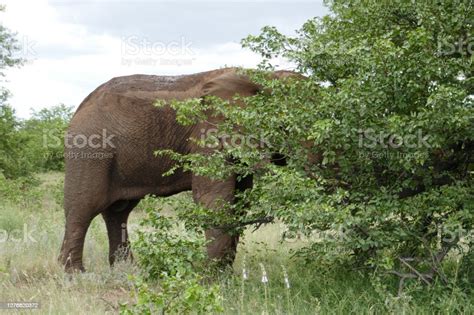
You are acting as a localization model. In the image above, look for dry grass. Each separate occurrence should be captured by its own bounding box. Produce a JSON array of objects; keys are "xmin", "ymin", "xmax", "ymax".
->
[
  {"xmin": 1, "ymin": 172, "xmax": 473, "ymax": 314},
  {"xmin": 0, "ymin": 172, "xmax": 295, "ymax": 314}
]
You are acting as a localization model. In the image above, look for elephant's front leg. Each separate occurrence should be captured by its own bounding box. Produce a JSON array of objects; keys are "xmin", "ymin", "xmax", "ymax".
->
[{"xmin": 192, "ymin": 175, "xmax": 239, "ymax": 265}]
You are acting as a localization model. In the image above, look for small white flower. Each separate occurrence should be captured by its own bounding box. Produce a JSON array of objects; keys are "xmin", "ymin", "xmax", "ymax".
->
[
  {"xmin": 281, "ymin": 265, "xmax": 290, "ymax": 289},
  {"xmin": 260, "ymin": 263, "xmax": 268, "ymax": 284},
  {"xmin": 242, "ymin": 255, "xmax": 248, "ymax": 280}
]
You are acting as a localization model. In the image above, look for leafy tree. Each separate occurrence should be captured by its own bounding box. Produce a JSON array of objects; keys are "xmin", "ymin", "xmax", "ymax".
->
[
  {"xmin": 0, "ymin": 4, "xmax": 25, "ymax": 178},
  {"xmin": 21, "ymin": 104, "xmax": 74, "ymax": 171},
  {"xmin": 0, "ymin": 105, "xmax": 31, "ymax": 178},
  {"xmin": 162, "ymin": 0, "xmax": 473, "ymax": 286},
  {"xmin": 0, "ymin": 6, "xmax": 72, "ymax": 177},
  {"xmin": 0, "ymin": 5, "xmax": 22, "ymax": 75},
  {"xmin": 0, "ymin": 104, "xmax": 73, "ymax": 178},
  {"xmin": 0, "ymin": 4, "xmax": 23, "ymax": 103}
]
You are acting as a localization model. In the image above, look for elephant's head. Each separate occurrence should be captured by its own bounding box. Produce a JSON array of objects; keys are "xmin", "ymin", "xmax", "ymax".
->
[
  {"xmin": 194, "ymin": 68, "xmax": 304, "ymax": 165},
  {"xmin": 200, "ymin": 68, "xmax": 303, "ymax": 100}
]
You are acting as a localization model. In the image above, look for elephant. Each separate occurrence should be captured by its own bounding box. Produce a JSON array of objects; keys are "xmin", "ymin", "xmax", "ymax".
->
[{"xmin": 59, "ymin": 67, "xmax": 295, "ymax": 272}]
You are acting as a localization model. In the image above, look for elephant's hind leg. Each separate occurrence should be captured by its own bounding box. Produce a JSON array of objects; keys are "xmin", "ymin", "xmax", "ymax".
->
[
  {"xmin": 59, "ymin": 203, "xmax": 104, "ymax": 272},
  {"xmin": 60, "ymin": 168, "xmax": 112, "ymax": 272},
  {"xmin": 102, "ymin": 199, "xmax": 140, "ymax": 266}
]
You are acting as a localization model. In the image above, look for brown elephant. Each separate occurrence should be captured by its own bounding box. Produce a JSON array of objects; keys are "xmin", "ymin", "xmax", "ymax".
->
[{"xmin": 59, "ymin": 67, "xmax": 294, "ymax": 272}]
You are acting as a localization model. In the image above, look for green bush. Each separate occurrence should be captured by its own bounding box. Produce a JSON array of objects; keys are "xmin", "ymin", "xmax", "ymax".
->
[
  {"xmin": 160, "ymin": 0, "xmax": 474, "ymax": 287},
  {"xmin": 0, "ymin": 5, "xmax": 26, "ymax": 179},
  {"xmin": 21, "ymin": 104, "xmax": 73, "ymax": 172},
  {"xmin": 122, "ymin": 274, "xmax": 223, "ymax": 315},
  {"xmin": 121, "ymin": 196, "xmax": 224, "ymax": 314},
  {"xmin": 0, "ymin": 104, "xmax": 72, "ymax": 179},
  {"xmin": 0, "ymin": 105, "xmax": 32, "ymax": 178},
  {"xmin": 0, "ymin": 172, "xmax": 40, "ymax": 203}
]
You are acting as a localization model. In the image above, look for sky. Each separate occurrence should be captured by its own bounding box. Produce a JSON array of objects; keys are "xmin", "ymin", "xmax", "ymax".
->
[{"xmin": 1, "ymin": 0, "xmax": 328, "ymax": 118}]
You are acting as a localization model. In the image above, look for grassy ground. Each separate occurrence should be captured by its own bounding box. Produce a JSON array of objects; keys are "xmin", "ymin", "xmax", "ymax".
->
[{"xmin": 0, "ymin": 172, "xmax": 473, "ymax": 314}]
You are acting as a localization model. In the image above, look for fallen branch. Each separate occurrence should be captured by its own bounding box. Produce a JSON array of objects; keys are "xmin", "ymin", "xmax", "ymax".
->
[{"xmin": 399, "ymin": 257, "xmax": 432, "ymax": 285}]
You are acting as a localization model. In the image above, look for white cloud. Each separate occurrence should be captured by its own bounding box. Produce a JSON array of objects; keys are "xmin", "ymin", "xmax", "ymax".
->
[
  {"xmin": 2, "ymin": 0, "xmax": 264, "ymax": 118},
  {"xmin": 1, "ymin": 0, "xmax": 309, "ymax": 118}
]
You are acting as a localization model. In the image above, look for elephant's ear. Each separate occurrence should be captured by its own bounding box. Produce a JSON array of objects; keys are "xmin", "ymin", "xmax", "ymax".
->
[{"xmin": 200, "ymin": 71, "xmax": 260, "ymax": 100}]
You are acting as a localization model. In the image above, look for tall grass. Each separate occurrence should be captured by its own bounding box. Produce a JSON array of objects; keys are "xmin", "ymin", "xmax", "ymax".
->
[{"xmin": 0, "ymin": 172, "xmax": 473, "ymax": 314}]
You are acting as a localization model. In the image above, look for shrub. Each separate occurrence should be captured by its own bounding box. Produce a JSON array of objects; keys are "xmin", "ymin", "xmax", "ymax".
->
[
  {"xmin": 121, "ymin": 196, "xmax": 224, "ymax": 314},
  {"xmin": 160, "ymin": 0, "xmax": 474, "ymax": 287}
]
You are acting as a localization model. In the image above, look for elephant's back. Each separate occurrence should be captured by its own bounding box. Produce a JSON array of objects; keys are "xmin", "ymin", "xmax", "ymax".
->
[
  {"xmin": 72, "ymin": 75, "xmax": 190, "ymax": 118},
  {"xmin": 67, "ymin": 73, "xmax": 198, "ymax": 143},
  {"xmin": 72, "ymin": 68, "xmax": 234, "ymax": 118},
  {"xmin": 98, "ymin": 73, "xmax": 200, "ymax": 98}
]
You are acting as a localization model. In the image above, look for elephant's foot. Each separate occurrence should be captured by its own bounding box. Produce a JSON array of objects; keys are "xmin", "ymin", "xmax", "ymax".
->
[
  {"xmin": 205, "ymin": 229, "xmax": 239, "ymax": 267},
  {"xmin": 58, "ymin": 249, "xmax": 86, "ymax": 273},
  {"xmin": 59, "ymin": 213, "xmax": 95, "ymax": 273},
  {"xmin": 109, "ymin": 244, "xmax": 133, "ymax": 266},
  {"xmin": 102, "ymin": 201, "xmax": 137, "ymax": 267},
  {"xmin": 64, "ymin": 263, "xmax": 86, "ymax": 273}
]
